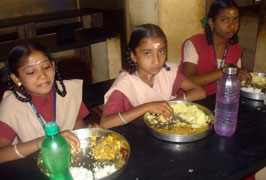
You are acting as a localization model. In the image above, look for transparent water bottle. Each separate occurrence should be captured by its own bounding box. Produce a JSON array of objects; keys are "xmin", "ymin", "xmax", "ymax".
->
[
  {"xmin": 214, "ymin": 66, "xmax": 240, "ymax": 137},
  {"xmin": 41, "ymin": 122, "xmax": 73, "ymax": 180},
  {"xmin": 264, "ymin": 91, "xmax": 266, "ymax": 105}
]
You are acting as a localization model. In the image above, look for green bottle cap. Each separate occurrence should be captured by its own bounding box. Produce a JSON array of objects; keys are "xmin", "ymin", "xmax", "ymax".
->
[{"xmin": 44, "ymin": 122, "xmax": 59, "ymax": 136}]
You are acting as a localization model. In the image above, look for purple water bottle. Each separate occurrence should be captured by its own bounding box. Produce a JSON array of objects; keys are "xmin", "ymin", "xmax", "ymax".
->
[{"xmin": 214, "ymin": 66, "xmax": 240, "ymax": 137}]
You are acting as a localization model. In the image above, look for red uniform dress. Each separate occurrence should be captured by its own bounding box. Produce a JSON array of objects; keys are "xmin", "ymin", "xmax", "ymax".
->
[
  {"xmin": 179, "ymin": 34, "xmax": 242, "ymax": 96},
  {"xmin": 0, "ymin": 80, "xmax": 89, "ymax": 143}
]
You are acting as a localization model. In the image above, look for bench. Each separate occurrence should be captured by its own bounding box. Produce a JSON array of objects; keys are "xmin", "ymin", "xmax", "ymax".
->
[
  {"xmin": 0, "ymin": 6, "xmax": 123, "ymax": 84},
  {"xmin": 0, "ymin": 27, "xmax": 117, "ymax": 62}
]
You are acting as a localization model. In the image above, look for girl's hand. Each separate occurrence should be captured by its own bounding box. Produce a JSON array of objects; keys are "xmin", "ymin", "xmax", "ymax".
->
[
  {"xmin": 238, "ymin": 68, "xmax": 251, "ymax": 85},
  {"xmin": 60, "ymin": 130, "xmax": 80, "ymax": 148},
  {"xmin": 88, "ymin": 123, "xmax": 99, "ymax": 130},
  {"xmin": 147, "ymin": 101, "xmax": 173, "ymax": 120}
]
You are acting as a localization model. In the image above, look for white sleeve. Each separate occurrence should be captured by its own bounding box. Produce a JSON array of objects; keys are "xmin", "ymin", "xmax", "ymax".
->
[
  {"xmin": 237, "ymin": 57, "xmax": 241, "ymax": 68},
  {"xmin": 183, "ymin": 40, "xmax": 199, "ymax": 65}
]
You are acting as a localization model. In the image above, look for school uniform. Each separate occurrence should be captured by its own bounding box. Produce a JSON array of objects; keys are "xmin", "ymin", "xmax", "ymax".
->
[
  {"xmin": 103, "ymin": 63, "xmax": 185, "ymax": 114},
  {"xmin": 179, "ymin": 34, "xmax": 241, "ymax": 96},
  {"xmin": 0, "ymin": 79, "xmax": 89, "ymax": 144}
]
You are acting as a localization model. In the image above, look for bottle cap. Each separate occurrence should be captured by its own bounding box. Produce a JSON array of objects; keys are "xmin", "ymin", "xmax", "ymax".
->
[
  {"xmin": 223, "ymin": 64, "xmax": 237, "ymax": 75},
  {"xmin": 44, "ymin": 122, "xmax": 59, "ymax": 136}
]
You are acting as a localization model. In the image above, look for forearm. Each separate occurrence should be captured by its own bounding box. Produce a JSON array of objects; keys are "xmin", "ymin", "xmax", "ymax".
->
[
  {"xmin": 186, "ymin": 69, "xmax": 222, "ymax": 86},
  {"xmin": 184, "ymin": 88, "xmax": 206, "ymax": 101},
  {"xmin": 100, "ymin": 104, "xmax": 149, "ymax": 129},
  {"xmin": 175, "ymin": 88, "xmax": 206, "ymax": 102},
  {"xmin": 0, "ymin": 136, "xmax": 44, "ymax": 163}
]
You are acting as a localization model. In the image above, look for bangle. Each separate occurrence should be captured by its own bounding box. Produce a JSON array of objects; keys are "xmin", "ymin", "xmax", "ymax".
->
[
  {"xmin": 183, "ymin": 93, "xmax": 187, "ymax": 101},
  {"xmin": 35, "ymin": 138, "xmax": 40, "ymax": 150},
  {"xmin": 14, "ymin": 144, "xmax": 25, "ymax": 158},
  {"xmin": 118, "ymin": 112, "xmax": 128, "ymax": 124}
]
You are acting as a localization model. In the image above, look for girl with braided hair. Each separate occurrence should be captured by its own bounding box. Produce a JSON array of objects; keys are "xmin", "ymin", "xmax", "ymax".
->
[
  {"xmin": 179, "ymin": 0, "xmax": 251, "ymax": 96},
  {"xmin": 0, "ymin": 41, "xmax": 95, "ymax": 163},
  {"xmin": 100, "ymin": 24, "xmax": 206, "ymax": 129}
]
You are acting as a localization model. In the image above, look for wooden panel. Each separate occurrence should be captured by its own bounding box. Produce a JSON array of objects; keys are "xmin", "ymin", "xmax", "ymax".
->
[
  {"xmin": 91, "ymin": 41, "xmax": 109, "ymax": 83},
  {"xmin": 254, "ymin": 12, "xmax": 266, "ymax": 73},
  {"xmin": 127, "ymin": 0, "xmax": 159, "ymax": 33},
  {"xmin": 0, "ymin": 0, "xmax": 77, "ymax": 20},
  {"xmin": 107, "ymin": 36, "xmax": 122, "ymax": 79},
  {"xmin": 238, "ymin": 14, "xmax": 259, "ymax": 72},
  {"xmin": 159, "ymin": 0, "xmax": 205, "ymax": 63}
]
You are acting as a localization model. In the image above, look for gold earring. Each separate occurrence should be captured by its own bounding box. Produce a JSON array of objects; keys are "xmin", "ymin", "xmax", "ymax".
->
[{"xmin": 17, "ymin": 82, "xmax": 22, "ymax": 87}]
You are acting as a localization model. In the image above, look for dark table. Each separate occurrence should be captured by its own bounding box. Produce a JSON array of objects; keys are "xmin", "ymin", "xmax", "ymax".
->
[{"xmin": 0, "ymin": 95, "xmax": 265, "ymax": 180}]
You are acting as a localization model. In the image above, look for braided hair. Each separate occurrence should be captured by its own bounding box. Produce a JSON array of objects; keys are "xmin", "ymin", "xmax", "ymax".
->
[
  {"xmin": 127, "ymin": 24, "xmax": 170, "ymax": 74},
  {"xmin": 205, "ymin": 0, "xmax": 239, "ymax": 45},
  {"xmin": 5, "ymin": 41, "xmax": 66, "ymax": 102}
]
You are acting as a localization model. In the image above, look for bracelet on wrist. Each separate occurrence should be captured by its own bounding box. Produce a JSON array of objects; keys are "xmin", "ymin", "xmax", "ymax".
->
[
  {"xmin": 118, "ymin": 112, "xmax": 128, "ymax": 124},
  {"xmin": 14, "ymin": 144, "xmax": 25, "ymax": 158}
]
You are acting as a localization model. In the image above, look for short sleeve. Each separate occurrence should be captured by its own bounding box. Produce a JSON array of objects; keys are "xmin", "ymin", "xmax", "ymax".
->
[
  {"xmin": 237, "ymin": 57, "xmax": 241, "ymax": 68},
  {"xmin": 172, "ymin": 72, "xmax": 186, "ymax": 95},
  {"xmin": 183, "ymin": 40, "xmax": 199, "ymax": 65},
  {"xmin": 0, "ymin": 121, "xmax": 16, "ymax": 141},
  {"xmin": 76, "ymin": 102, "xmax": 90, "ymax": 121},
  {"xmin": 103, "ymin": 90, "xmax": 133, "ymax": 114}
]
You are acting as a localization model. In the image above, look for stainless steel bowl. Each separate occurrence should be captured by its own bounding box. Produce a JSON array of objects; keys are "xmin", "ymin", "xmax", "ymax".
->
[
  {"xmin": 144, "ymin": 101, "xmax": 214, "ymax": 143},
  {"xmin": 241, "ymin": 72, "xmax": 266, "ymax": 101},
  {"xmin": 37, "ymin": 128, "xmax": 130, "ymax": 180}
]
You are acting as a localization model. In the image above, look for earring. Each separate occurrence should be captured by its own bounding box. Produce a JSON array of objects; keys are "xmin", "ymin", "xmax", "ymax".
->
[{"xmin": 17, "ymin": 82, "xmax": 22, "ymax": 87}]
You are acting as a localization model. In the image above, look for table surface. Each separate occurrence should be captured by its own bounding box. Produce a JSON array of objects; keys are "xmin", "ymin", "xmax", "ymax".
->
[{"xmin": 0, "ymin": 95, "xmax": 265, "ymax": 180}]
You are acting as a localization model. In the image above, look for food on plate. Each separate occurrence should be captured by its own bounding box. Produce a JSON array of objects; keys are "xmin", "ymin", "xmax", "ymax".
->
[
  {"xmin": 92, "ymin": 134, "xmax": 128, "ymax": 162},
  {"xmin": 38, "ymin": 129, "xmax": 130, "ymax": 179},
  {"xmin": 69, "ymin": 167, "xmax": 93, "ymax": 180},
  {"xmin": 145, "ymin": 103, "xmax": 213, "ymax": 135},
  {"xmin": 94, "ymin": 164, "xmax": 117, "ymax": 179},
  {"xmin": 241, "ymin": 74, "xmax": 266, "ymax": 94}
]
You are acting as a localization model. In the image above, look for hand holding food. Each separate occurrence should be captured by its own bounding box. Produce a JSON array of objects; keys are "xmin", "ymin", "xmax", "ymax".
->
[
  {"xmin": 60, "ymin": 130, "xmax": 80, "ymax": 148},
  {"xmin": 146, "ymin": 101, "xmax": 173, "ymax": 120},
  {"xmin": 241, "ymin": 73, "xmax": 266, "ymax": 93},
  {"xmin": 237, "ymin": 68, "xmax": 252, "ymax": 85}
]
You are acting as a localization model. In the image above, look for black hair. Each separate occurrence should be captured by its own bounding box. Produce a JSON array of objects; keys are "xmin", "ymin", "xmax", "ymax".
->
[
  {"xmin": 5, "ymin": 41, "xmax": 66, "ymax": 102},
  {"xmin": 205, "ymin": 0, "xmax": 239, "ymax": 45},
  {"xmin": 127, "ymin": 23, "xmax": 170, "ymax": 74}
]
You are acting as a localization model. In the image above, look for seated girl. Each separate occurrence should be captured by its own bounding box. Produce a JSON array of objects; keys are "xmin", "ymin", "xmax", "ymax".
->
[
  {"xmin": 100, "ymin": 24, "xmax": 206, "ymax": 129},
  {"xmin": 0, "ymin": 41, "xmax": 96, "ymax": 163},
  {"xmin": 178, "ymin": 0, "xmax": 251, "ymax": 96}
]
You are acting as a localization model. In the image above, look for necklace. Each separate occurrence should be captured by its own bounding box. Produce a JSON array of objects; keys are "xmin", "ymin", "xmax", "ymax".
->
[{"xmin": 135, "ymin": 71, "xmax": 156, "ymax": 87}]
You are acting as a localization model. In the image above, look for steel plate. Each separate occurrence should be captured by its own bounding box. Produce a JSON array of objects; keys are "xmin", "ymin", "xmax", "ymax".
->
[
  {"xmin": 241, "ymin": 72, "xmax": 266, "ymax": 101},
  {"xmin": 144, "ymin": 101, "xmax": 214, "ymax": 143},
  {"xmin": 37, "ymin": 128, "xmax": 130, "ymax": 180}
]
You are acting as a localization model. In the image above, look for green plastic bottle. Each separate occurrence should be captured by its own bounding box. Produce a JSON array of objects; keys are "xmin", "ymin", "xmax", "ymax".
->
[{"xmin": 41, "ymin": 122, "xmax": 73, "ymax": 180}]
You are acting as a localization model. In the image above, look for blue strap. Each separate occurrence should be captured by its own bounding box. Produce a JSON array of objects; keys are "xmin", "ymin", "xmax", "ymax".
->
[
  {"xmin": 29, "ymin": 87, "xmax": 57, "ymax": 130},
  {"xmin": 212, "ymin": 41, "xmax": 228, "ymax": 70}
]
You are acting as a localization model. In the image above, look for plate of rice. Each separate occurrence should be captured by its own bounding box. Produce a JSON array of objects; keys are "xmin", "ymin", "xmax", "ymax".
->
[
  {"xmin": 241, "ymin": 73, "xmax": 266, "ymax": 101},
  {"xmin": 37, "ymin": 128, "xmax": 130, "ymax": 180},
  {"xmin": 144, "ymin": 101, "xmax": 214, "ymax": 142}
]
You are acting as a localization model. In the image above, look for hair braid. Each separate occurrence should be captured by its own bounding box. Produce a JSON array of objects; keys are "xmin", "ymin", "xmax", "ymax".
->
[
  {"xmin": 205, "ymin": 23, "xmax": 213, "ymax": 45},
  {"xmin": 7, "ymin": 76, "xmax": 31, "ymax": 102},
  {"xmin": 127, "ymin": 48, "xmax": 137, "ymax": 74},
  {"xmin": 54, "ymin": 61, "xmax": 66, "ymax": 97}
]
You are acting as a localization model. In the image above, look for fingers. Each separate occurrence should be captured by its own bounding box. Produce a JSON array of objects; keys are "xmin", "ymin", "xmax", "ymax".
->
[
  {"xmin": 238, "ymin": 69, "xmax": 252, "ymax": 84},
  {"xmin": 60, "ymin": 130, "xmax": 80, "ymax": 148},
  {"xmin": 87, "ymin": 123, "xmax": 99, "ymax": 130},
  {"xmin": 149, "ymin": 101, "xmax": 173, "ymax": 120}
]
